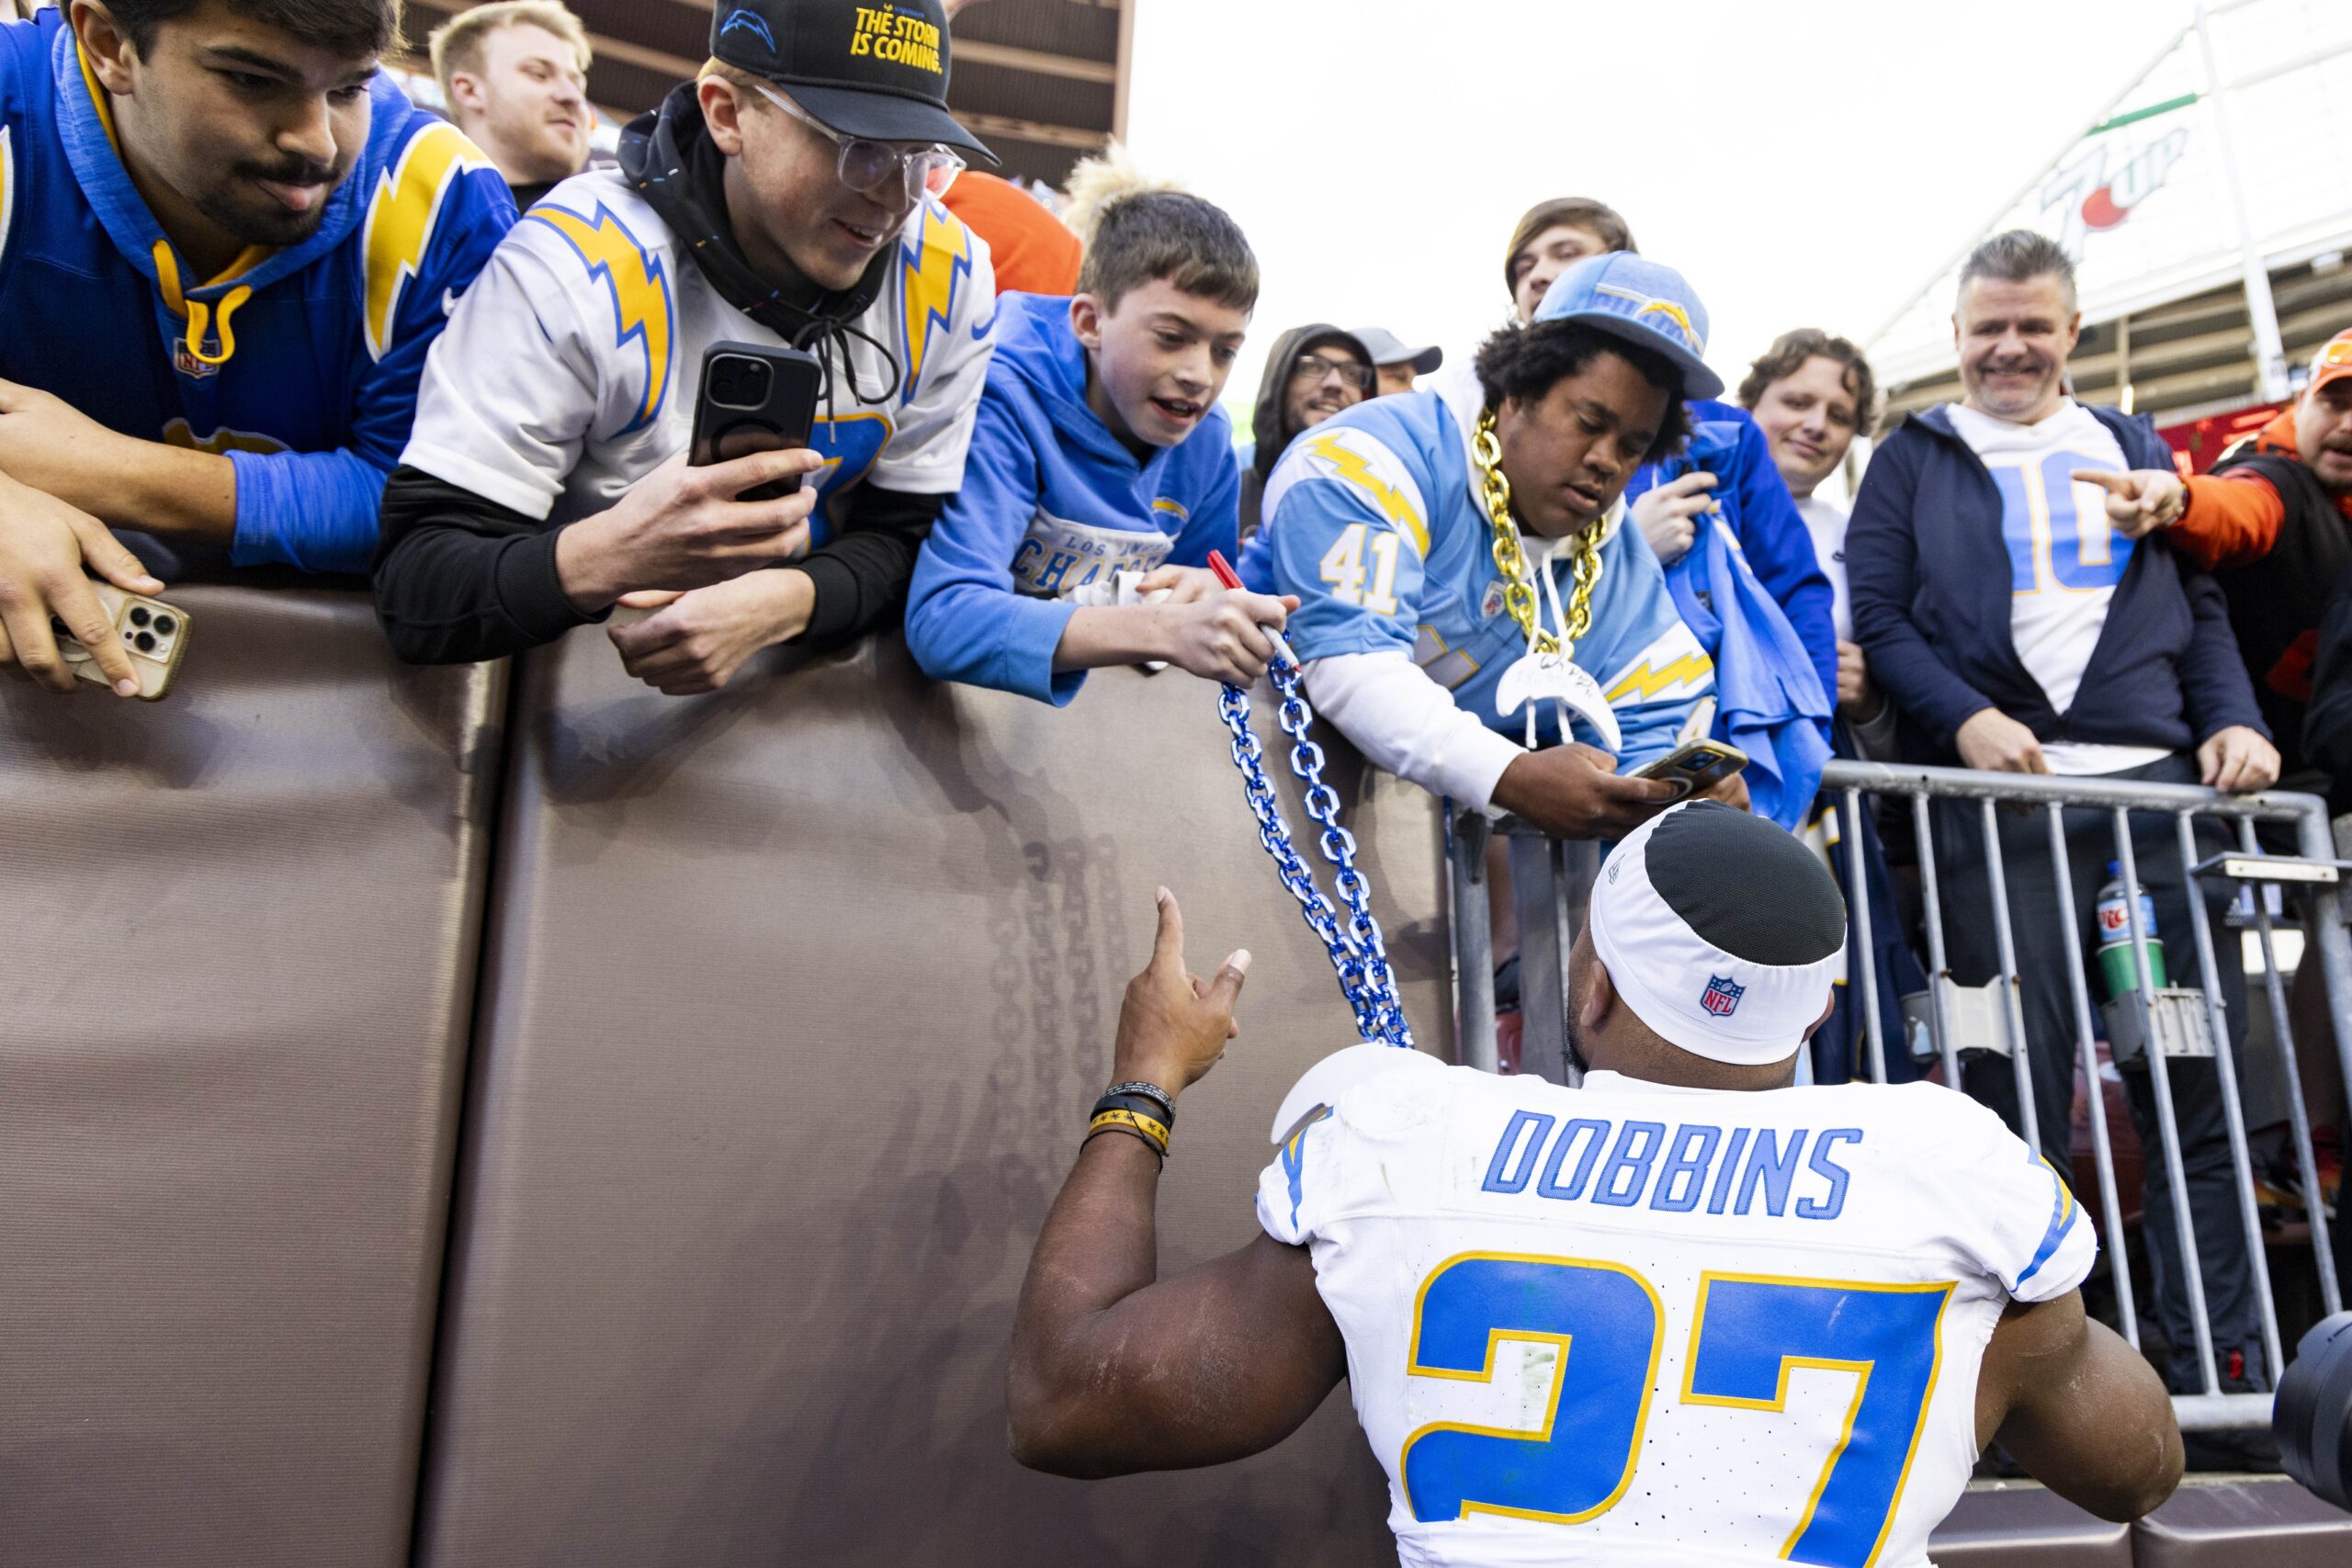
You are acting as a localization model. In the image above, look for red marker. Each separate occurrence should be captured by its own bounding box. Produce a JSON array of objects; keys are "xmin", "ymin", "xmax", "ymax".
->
[{"xmin": 1207, "ymin": 549, "xmax": 1300, "ymax": 669}]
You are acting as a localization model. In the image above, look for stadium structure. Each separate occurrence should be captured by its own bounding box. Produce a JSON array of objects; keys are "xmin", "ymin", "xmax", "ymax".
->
[{"xmin": 1870, "ymin": 0, "xmax": 2352, "ymax": 471}]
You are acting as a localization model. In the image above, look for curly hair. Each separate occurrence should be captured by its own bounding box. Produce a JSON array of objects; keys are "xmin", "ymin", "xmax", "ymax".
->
[
  {"xmin": 1473, "ymin": 320, "xmax": 1691, "ymax": 464},
  {"xmin": 1736, "ymin": 329, "xmax": 1879, "ymax": 433}
]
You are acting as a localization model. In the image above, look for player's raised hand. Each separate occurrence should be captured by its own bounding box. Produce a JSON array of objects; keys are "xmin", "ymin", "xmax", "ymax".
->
[
  {"xmin": 1489, "ymin": 741, "xmax": 1680, "ymax": 839},
  {"xmin": 2072, "ymin": 468, "xmax": 2186, "ymax": 539},
  {"xmin": 1113, "ymin": 888, "xmax": 1251, "ymax": 1100}
]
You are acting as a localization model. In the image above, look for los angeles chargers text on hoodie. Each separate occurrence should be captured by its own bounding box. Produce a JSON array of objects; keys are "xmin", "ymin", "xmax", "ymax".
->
[{"xmin": 904, "ymin": 291, "xmax": 1240, "ymax": 705}]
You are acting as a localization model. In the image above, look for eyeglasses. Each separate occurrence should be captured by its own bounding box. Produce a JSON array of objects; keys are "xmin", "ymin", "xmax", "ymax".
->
[
  {"xmin": 1294, "ymin": 353, "xmax": 1374, "ymax": 390},
  {"xmin": 754, "ymin": 82, "xmax": 964, "ymax": 204}
]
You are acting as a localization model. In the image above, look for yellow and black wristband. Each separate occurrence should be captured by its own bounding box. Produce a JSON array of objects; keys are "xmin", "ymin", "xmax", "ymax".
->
[{"xmin": 1085, "ymin": 1106, "xmax": 1170, "ymax": 1157}]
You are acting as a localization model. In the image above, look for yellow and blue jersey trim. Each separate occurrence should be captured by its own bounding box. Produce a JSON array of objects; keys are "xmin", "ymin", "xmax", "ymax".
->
[
  {"xmin": 527, "ymin": 202, "xmax": 676, "ymax": 436},
  {"xmin": 361, "ymin": 120, "xmax": 495, "ymax": 361},
  {"xmin": 897, "ymin": 199, "xmax": 974, "ymax": 405},
  {"xmin": 2013, "ymin": 1152, "xmax": 2084, "ymax": 1292}
]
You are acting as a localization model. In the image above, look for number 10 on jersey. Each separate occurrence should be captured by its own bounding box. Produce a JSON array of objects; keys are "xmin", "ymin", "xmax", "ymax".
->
[{"xmin": 1402, "ymin": 1252, "xmax": 1952, "ymax": 1567}]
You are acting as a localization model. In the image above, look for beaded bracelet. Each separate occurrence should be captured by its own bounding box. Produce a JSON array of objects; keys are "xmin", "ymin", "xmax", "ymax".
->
[{"xmin": 1104, "ymin": 1080, "xmax": 1177, "ymax": 1123}]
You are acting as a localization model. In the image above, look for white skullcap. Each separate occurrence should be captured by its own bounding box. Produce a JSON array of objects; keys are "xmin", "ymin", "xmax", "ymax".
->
[{"xmin": 1587, "ymin": 801, "xmax": 1846, "ymax": 1066}]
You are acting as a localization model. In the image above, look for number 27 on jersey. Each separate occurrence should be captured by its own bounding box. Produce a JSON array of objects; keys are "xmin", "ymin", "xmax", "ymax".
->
[{"xmin": 1404, "ymin": 1252, "xmax": 1952, "ymax": 1568}]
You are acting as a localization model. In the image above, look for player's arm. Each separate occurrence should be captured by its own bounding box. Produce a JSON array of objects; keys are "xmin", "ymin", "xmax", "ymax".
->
[
  {"xmin": 1006, "ymin": 891, "xmax": 1347, "ymax": 1477},
  {"xmin": 1977, "ymin": 1290, "xmax": 2182, "ymax": 1520}
]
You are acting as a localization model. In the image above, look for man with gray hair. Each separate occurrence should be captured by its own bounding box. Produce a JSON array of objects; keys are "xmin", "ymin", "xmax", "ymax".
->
[{"xmin": 1847, "ymin": 230, "xmax": 2278, "ymax": 1452}]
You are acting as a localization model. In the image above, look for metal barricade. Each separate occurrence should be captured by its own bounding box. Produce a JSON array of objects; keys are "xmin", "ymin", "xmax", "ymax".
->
[{"xmin": 1448, "ymin": 759, "xmax": 2352, "ymax": 1435}]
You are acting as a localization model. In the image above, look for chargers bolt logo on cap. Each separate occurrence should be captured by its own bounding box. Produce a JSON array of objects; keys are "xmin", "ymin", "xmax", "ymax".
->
[
  {"xmin": 1532, "ymin": 252, "xmax": 1725, "ymax": 400},
  {"xmin": 718, "ymin": 8, "xmax": 775, "ymax": 51},
  {"xmin": 707, "ymin": 0, "xmax": 993, "ymax": 163}
]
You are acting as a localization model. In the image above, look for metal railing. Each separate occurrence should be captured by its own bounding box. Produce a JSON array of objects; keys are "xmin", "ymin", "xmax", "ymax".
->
[{"xmin": 1448, "ymin": 759, "xmax": 2352, "ymax": 1433}]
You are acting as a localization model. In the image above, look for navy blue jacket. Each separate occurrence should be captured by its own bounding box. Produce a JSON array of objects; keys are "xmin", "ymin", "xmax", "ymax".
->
[{"xmin": 1846, "ymin": 402, "xmax": 2264, "ymax": 762}]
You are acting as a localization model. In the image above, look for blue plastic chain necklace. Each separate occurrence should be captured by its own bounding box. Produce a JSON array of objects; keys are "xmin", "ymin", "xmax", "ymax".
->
[{"xmin": 1216, "ymin": 659, "xmax": 1416, "ymax": 1049}]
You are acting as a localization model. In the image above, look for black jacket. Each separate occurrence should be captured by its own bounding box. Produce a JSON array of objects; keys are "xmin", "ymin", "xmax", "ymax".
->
[
  {"xmin": 1847, "ymin": 402, "xmax": 2265, "ymax": 762},
  {"xmin": 2206, "ymin": 446, "xmax": 2350, "ymax": 776}
]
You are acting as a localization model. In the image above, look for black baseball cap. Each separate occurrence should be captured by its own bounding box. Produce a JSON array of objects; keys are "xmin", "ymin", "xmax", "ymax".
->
[{"xmin": 711, "ymin": 0, "xmax": 995, "ymax": 163}]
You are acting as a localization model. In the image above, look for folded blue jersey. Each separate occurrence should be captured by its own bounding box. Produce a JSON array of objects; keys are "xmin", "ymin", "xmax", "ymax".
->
[
  {"xmin": 1626, "ymin": 398, "xmax": 1838, "ymax": 712},
  {"xmin": 1641, "ymin": 415, "xmax": 1834, "ymax": 829},
  {"xmin": 904, "ymin": 290, "xmax": 1239, "ymax": 704},
  {"xmin": 1670, "ymin": 512, "xmax": 1832, "ymax": 829},
  {"xmin": 1235, "ymin": 382, "xmax": 1713, "ymax": 766},
  {"xmin": 0, "ymin": 13, "xmax": 514, "ymax": 571}
]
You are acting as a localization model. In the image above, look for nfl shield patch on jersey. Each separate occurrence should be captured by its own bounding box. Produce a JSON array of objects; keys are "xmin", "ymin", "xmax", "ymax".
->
[{"xmin": 1701, "ymin": 975, "xmax": 1744, "ymax": 1017}]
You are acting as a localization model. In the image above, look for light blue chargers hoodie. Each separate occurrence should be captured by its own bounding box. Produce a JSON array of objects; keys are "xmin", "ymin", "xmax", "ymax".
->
[{"xmin": 904, "ymin": 291, "xmax": 1241, "ymax": 705}]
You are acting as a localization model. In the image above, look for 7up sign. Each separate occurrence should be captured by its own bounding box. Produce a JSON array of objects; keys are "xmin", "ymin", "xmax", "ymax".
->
[{"xmin": 2039, "ymin": 126, "xmax": 2192, "ymax": 260}]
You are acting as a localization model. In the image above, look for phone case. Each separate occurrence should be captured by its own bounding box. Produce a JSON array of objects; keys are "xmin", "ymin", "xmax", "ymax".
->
[
  {"xmin": 57, "ymin": 581, "xmax": 190, "ymax": 700},
  {"xmin": 1636, "ymin": 739, "xmax": 1747, "ymax": 802},
  {"xmin": 689, "ymin": 342, "xmax": 822, "ymax": 502}
]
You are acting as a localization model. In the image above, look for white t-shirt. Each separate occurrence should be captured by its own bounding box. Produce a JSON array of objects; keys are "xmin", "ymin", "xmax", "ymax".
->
[
  {"xmin": 1259, "ymin": 1050, "xmax": 2094, "ymax": 1568},
  {"xmin": 1944, "ymin": 400, "xmax": 2168, "ymax": 775},
  {"xmin": 401, "ymin": 171, "xmax": 995, "ymax": 531},
  {"xmin": 1795, "ymin": 494, "xmax": 1851, "ymax": 641}
]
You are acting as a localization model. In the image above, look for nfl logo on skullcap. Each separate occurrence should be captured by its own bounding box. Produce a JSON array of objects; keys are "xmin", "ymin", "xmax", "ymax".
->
[{"xmin": 1700, "ymin": 975, "xmax": 1744, "ymax": 1018}]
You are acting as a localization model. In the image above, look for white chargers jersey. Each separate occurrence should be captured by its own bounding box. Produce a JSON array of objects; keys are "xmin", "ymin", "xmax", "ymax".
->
[
  {"xmin": 400, "ymin": 169, "xmax": 994, "ymax": 540},
  {"xmin": 1257, "ymin": 1050, "xmax": 2094, "ymax": 1568}
]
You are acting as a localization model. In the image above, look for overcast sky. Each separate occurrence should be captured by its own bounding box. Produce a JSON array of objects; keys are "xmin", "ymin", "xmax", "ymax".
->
[{"xmin": 1124, "ymin": 0, "xmax": 2178, "ymax": 417}]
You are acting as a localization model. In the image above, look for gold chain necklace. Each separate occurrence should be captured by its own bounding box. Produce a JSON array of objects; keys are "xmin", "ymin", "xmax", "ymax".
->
[{"xmin": 1472, "ymin": 407, "xmax": 1602, "ymax": 657}]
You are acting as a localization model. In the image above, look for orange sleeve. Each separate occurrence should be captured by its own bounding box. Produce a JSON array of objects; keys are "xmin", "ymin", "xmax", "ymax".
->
[{"xmin": 2174, "ymin": 469, "xmax": 2285, "ymax": 571}]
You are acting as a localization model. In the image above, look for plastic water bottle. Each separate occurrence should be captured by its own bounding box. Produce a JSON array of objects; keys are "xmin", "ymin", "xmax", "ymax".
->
[{"xmin": 2095, "ymin": 860, "xmax": 2167, "ymax": 998}]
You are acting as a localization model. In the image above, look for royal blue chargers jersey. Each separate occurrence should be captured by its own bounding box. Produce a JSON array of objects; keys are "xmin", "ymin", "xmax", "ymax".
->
[{"xmin": 0, "ymin": 11, "xmax": 514, "ymax": 570}]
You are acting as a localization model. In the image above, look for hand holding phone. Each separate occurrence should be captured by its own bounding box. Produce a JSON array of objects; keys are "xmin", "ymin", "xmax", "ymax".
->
[
  {"xmin": 690, "ymin": 343, "xmax": 822, "ymax": 502},
  {"xmin": 1632, "ymin": 739, "xmax": 1747, "ymax": 803},
  {"xmin": 54, "ymin": 580, "xmax": 191, "ymax": 700},
  {"xmin": 554, "ymin": 344, "xmax": 825, "ymax": 611}
]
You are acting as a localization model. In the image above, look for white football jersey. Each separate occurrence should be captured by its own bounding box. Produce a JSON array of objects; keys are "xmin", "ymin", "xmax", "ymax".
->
[
  {"xmin": 1257, "ymin": 1050, "xmax": 2094, "ymax": 1568},
  {"xmin": 401, "ymin": 169, "xmax": 994, "ymax": 539}
]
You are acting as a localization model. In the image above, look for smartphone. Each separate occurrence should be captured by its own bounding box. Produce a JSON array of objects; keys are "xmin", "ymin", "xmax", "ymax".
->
[
  {"xmin": 688, "ymin": 342, "xmax": 821, "ymax": 502},
  {"xmin": 1633, "ymin": 739, "xmax": 1747, "ymax": 802},
  {"xmin": 51, "ymin": 581, "xmax": 191, "ymax": 700}
]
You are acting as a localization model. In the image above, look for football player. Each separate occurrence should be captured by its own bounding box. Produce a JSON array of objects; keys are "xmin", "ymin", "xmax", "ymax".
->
[
  {"xmin": 1009, "ymin": 801, "xmax": 2183, "ymax": 1563},
  {"xmin": 0, "ymin": 0, "xmax": 513, "ymax": 693},
  {"xmin": 373, "ymin": 0, "xmax": 996, "ymax": 694}
]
